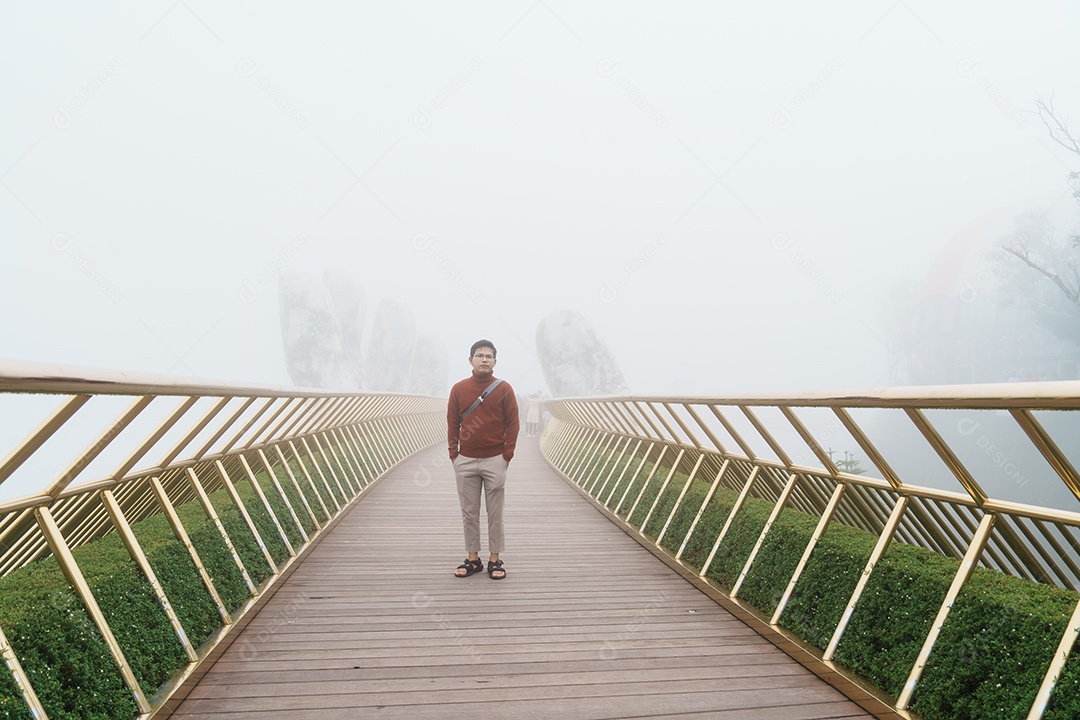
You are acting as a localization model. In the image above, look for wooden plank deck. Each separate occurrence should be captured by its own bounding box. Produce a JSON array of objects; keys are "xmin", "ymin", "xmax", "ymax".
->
[{"xmin": 168, "ymin": 437, "xmax": 877, "ymax": 720}]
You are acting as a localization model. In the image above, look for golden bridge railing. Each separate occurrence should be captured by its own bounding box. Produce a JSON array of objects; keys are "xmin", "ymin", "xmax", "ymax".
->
[
  {"xmin": 540, "ymin": 383, "xmax": 1080, "ymax": 720},
  {"xmin": 0, "ymin": 360, "xmax": 442, "ymax": 718}
]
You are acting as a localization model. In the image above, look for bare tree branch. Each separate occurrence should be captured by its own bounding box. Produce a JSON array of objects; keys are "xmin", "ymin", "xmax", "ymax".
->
[
  {"xmin": 1037, "ymin": 95, "xmax": 1080, "ymax": 158},
  {"xmin": 1003, "ymin": 245, "xmax": 1080, "ymax": 306},
  {"xmin": 1037, "ymin": 95, "xmax": 1080, "ymax": 209}
]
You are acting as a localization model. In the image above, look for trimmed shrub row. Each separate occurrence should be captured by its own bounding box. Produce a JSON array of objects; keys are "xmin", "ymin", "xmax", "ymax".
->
[
  {"xmin": 0, "ymin": 454, "xmax": 356, "ymax": 720},
  {"xmin": 564, "ymin": 443, "xmax": 1080, "ymax": 720}
]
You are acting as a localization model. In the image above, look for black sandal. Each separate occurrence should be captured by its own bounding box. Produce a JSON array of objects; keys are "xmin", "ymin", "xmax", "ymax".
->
[
  {"xmin": 487, "ymin": 559, "xmax": 506, "ymax": 580},
  {"xmin": 455, "ymin": 558, "xmax": 483, "ymax": 578}
]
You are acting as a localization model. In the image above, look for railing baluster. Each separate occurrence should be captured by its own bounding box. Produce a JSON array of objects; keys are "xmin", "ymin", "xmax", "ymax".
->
[
  {"xmin": 291, "ymin": 440, "xmax": 340, "ymax": 513},
  {"xmin": 597, "ymin": 439, "xmax": 642, "ymax": 503},
  {"xmin": 214, "ymin": 460, "xmax": 278, "ymax": 575},
  {"xmin": 625, "ymin": 447, "xmax": 669, "ymax": 522},
  {"xmin": 1028, "ymin": 594, "xmax": 1080, "ymax": 719},
  {"xmin": 47, "ymin": 396, "xmax": 153, "ymax": 497},
  {"xmin": 588, "ymin": 435, "xmax": 631, "ymax": 495},
  {"xmin": 1012, "ymin": 409, "xmax": 1080, "ymax": 503},
  {"xmin": 112, "ymin": 397, "xmax": 199, "ymax": 480},
  {"xmin": 0, "ymin": 620, "xmax": 46, "ymax": 719},
  {"xmin": 700, "ymin": 466, "xmax": 760, "ymax": 578},
  {"xmin": 315, "ymin": 433, "xmax": 354, "ymax": 500},
  {"xmin": 239, "ymin": 453, "xmax": 295, "ymax": 557},
  {"xmin": 616, "ymin": 444, "xmax": 664, "ymax": 516},
  {"xmin": 823, "ymin": 495, "xmax": 909, "ymax": 660},
  {"xmin": 327, "ymin": 428, "xmax": 362, "ymax": 494},
  {"xmin": 657, "ymin": 453, "xmax": 705, "ymax": 546},
  {"xmin": 677, "ymin": 459, "xmax": 730, "ymax": 561},
  {"xmin": 0, "ymin": 396, "xmax": 91, "ymax": 488},
  {"xmin": 150, "ymin": 476, "xmax": 232, "ymax": 623},
  {"xmin": 257, "ymin": 448, "xmax": 310, "ymax": 544},
  {"xmin": 638, "ymin": 450, "xmax": 686, "ymax": 534},
  {"xmin": 897, "ymin": 512, "xmax": 997, "ymax": 710},
  {"xmin": 101, "ymin": 489, "xmax": 199, "ymax": 661},
  {"xmin": 35, "ymin": 506, "xmax": 152, "ymax": 714},
  {"xmin": 186, "ymin": 468, "xmax": 256, "ymax": 595},
  {"xmin": 272, "ymin": 447, "xmax": 323, "ymax": 531},
  {"xmin": 772, "ymin": 482, "xmax": 846, "ymax": 624},
  {"xmin": 731, "ymin": 473, "xmax": 798, "ymax": 598}
]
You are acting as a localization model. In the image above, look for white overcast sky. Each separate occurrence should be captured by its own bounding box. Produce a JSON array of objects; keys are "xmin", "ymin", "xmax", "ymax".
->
[{"xmin": 3, "ymin": 2, "xmax": 1079, "ymax": 397}]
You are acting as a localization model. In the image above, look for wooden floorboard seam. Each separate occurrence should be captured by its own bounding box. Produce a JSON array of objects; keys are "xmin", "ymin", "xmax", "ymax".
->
[{"xmin": 167, "ymin": 437, "xmax": 880, "ymax": 720}]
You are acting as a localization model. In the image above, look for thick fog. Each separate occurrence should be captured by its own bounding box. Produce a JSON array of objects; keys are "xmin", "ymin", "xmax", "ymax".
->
[{"xmin": 3, "ymin": 3, "xmax": 1079, "ymax": 397}]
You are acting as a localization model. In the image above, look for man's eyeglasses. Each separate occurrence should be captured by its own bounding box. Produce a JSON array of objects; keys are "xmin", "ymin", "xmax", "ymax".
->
[{"xmin": 473, "ymin": 353, "xmax": 495, "ymax": 360}]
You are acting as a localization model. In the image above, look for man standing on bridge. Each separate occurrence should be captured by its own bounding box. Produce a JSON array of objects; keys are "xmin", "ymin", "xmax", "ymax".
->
[{"xmin": 447, "ymin": 339, "xmax": 519, "ymax": 580}]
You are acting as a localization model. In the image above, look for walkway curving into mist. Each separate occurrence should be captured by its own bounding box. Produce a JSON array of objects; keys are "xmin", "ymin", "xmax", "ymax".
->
[{"xmin": 167, "ymin": 438, "xmax": 875, "ymax": 719}]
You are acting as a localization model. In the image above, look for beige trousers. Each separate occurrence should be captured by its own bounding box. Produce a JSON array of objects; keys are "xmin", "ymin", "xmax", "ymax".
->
[{"xmin": 452, "ymin": 454, "xmax": 507, "ymax": 554}]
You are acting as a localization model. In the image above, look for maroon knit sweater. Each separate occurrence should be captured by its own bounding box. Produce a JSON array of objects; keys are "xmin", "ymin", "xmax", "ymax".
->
[{"xmin": 447, "ymin": 374, "xmax": 519, "ymax": 461}]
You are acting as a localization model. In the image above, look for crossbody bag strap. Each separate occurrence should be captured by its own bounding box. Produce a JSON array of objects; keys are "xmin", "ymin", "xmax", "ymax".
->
[{"xmin": 460, "ymin": 378, "xmax": 504, "ymax": 422}]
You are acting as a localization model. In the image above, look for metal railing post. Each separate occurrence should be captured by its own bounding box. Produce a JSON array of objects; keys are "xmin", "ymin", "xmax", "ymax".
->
[
  {"xmin": 823, "ymin": 495, "xmax": 909, "ymax": 660},
  {"xmin": 34, "ymin": 506, "xmax": 152, "ymax": 714},
  {"xmin": 150, "ymin": 477, "xmax": 232, "ymax": 624},
  {"xmin": 677, "ymin": 459, "xmax": 730, "ymax": 561},
  {"xmin": 657, "ymin": 454, "xmax": 706, "ymax": 546},
  {"xmin": 700, "ymin": 466, "xmax": 760, "ymax": 578},
  {"xmin": 0, "ymin": 621, "xmax": 46, "ymax": 719},
  {"xmin": 897, "ymin": 512, "xmax": 997, "ymax": 710},
  {"xmin": 731, "ymin": 473, "xmax": 798, "ymax": 598},
  {"xmin": 238, "ymin": 454, "xmax": 296, "ymax": 556},
  {"xmin": 185, "ymin": 468, "xmax": 257, "ymax": 595},
  {"xmin": 101, "ymin": 489, "xmax": 199, "ymax": 661},
  {"xmin": 214, "ymin": 461, "xmax": 279, "ymax": 575},
  {"xmin": 771, "ymin": 483, "xmax": 845, "ymax": 624}
]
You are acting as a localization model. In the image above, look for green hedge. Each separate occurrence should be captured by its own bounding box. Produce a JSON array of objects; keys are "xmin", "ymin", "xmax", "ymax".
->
[
  {"xmin": 128, "ymin": 514, "xmax": 222, "ymax": 650},
  {"xmin": 911, "ymin": 568, "xmax": 1075, "ymax": 720},
  {"xmin": 640, "ymin": 467, "xmax": 688, "ymax": 540},
  {"xmin": 779, "ymin": 522, "xmax": 877, "ymax": 649},
  {"xmin": 604, "ymin": 454, "xmax": 649, "ymax": 513},
  {"xmin": 0, "ymin": 558, "xmax": 135, "ymax": 720},
  {"xmin": 0, "ymin": 671, "xmax": 28, "ymax": 719},
  {"xmin": 655, "ymin": 478, "xmax": 714, "ymax": 554},
  {"xmin": 833, "ymin": 542, "xmax": 955, "ymax": 697},
  {"xmin": 0, "ymin": 478, "xmax": 294, "ymax": 719},
  {"xmin": 1046, "ymin": 638, "xmax": 1080, "ymax": 720},
  {"xmin": 703, "ymin": 495, "xmax": 772, "ymax": 590},
  {"xmin": 736, "ymin": 507, "xmax": 819, "ymax": 616},
  {"xmin": 574, "ymin": 449, "xmax": 1080, "ymax": 719}
]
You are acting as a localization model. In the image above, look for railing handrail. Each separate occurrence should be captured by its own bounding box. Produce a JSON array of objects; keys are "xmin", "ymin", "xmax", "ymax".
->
[
  {"xmin": 541, "ymin": 387, "xmax": 1080, "ymax": 719},
  {"xmin": 0, "ymin": 358, "xmax": 440, "ymax": 399},
  {"xmin": 551, "ymin": 379, "xmax": 1080, "ymax": 408},
  {"xmin": 0, "ymin": 362, "xmax": 444, "ymax": 718}
]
